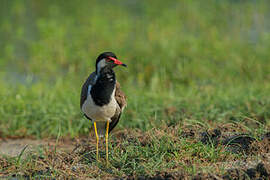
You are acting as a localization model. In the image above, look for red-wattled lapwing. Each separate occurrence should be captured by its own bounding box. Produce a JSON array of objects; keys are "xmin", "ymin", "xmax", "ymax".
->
[{"xmin": 80, "ymin": 52, "xmax": 127, "ymax": 163}]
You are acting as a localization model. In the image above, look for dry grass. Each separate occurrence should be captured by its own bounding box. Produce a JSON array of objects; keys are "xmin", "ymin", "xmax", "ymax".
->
[{"xmin": 1, "ymin": 122, "xmax": 269, "ymax": 179}]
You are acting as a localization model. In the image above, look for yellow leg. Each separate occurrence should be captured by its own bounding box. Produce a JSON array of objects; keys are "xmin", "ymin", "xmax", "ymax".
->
[
  {"xmin": 94, "ymin": 122, "xmax": 99, "ymax": 161},
  {"xmin": 106, "ymin": 121, "xmax": 110, "ymax": 165}
]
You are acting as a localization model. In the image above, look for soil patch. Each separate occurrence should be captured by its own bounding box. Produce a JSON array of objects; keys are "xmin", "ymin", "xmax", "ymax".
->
[
  {"xmin": 0, "ymin": 138, "xmax": 76, "ymax": 157},
  {"xmin": 1, "ymin": 126, "xmax": 270, "ymax": 179}
]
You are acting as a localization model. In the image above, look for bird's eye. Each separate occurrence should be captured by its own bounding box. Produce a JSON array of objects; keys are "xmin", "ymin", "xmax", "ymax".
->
[{"xmin": 106, "ymin": 58, "xmax": 111, "ymax": 62}]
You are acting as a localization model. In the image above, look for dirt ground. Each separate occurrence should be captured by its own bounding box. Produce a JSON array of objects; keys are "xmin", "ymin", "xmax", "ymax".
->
[
  {"xmin": 1, "ymin": 126, "xmax": 270, "ymax": 179},
  {"xmin": 0, "ymin": 138, "xmax": 75, "ymax": 157}
]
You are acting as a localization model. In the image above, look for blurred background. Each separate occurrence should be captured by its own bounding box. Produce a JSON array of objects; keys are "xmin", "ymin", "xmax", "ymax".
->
[{"xmin": 0, "ymin": 0, "xmax": 269, "ymax": 138}]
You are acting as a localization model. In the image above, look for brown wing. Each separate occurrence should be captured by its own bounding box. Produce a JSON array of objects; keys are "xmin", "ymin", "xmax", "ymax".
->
[
  {"xmin": 114, "ymin": 81, "xmax": 127, "ymax": 110},
  {"xmin": 109, "ymin": 81, "xmax": 127, "ymax": 133},
  {"xmin": 80, "ymin": 72, "xmax": 97, "ymax": 109}
]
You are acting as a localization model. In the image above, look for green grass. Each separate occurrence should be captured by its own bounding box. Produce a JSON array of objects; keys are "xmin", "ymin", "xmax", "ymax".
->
[
  {"xmin": 1, "ymin": 123, "xmax": 266, "ymax": 179},
  {"xmin": 0, "ymin": 0, "xmax": 270, "ymax": 178}
]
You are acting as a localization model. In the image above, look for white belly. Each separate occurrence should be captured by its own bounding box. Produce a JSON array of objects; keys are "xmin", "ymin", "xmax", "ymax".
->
[{"xmin": 82, "ymin": 93, "xmax": 117, "ymax": 122}]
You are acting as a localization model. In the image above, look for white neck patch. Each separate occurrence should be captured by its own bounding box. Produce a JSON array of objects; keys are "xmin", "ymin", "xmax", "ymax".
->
[
  {"xmin": 87, "ymin": 74, "xmax": 97, "ymax": 96},
  {"xmin": 97, "ymin": 59, "xmax": 106, "ymax": 74}
]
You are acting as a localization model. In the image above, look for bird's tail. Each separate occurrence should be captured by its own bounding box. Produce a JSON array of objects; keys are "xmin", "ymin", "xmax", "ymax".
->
[{"xmin": 94, "ymin": 122, "xmax": 107, "ymax": 138}]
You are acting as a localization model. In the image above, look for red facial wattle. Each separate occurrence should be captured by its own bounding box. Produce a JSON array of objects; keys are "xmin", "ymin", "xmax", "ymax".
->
[{"xmin": 107, "ymin": 56, "xmax": 127, "ymax": 67}]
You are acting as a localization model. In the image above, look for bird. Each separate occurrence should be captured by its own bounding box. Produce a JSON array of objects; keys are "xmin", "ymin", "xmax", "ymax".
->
[{"xmin": 80, "ymin": 52, "xmax": 127, "ymax": 164}]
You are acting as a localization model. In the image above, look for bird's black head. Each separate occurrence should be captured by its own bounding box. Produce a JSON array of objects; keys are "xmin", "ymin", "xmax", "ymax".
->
[{"xmin": 95, "ymin": 52, "xmax": 127, "ymax": 73}]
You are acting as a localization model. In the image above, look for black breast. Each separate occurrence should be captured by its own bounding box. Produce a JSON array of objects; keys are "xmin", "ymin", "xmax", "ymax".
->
[{"xmin": 90, "ymin": 67, "xmax": 116, "ymax": 106}]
